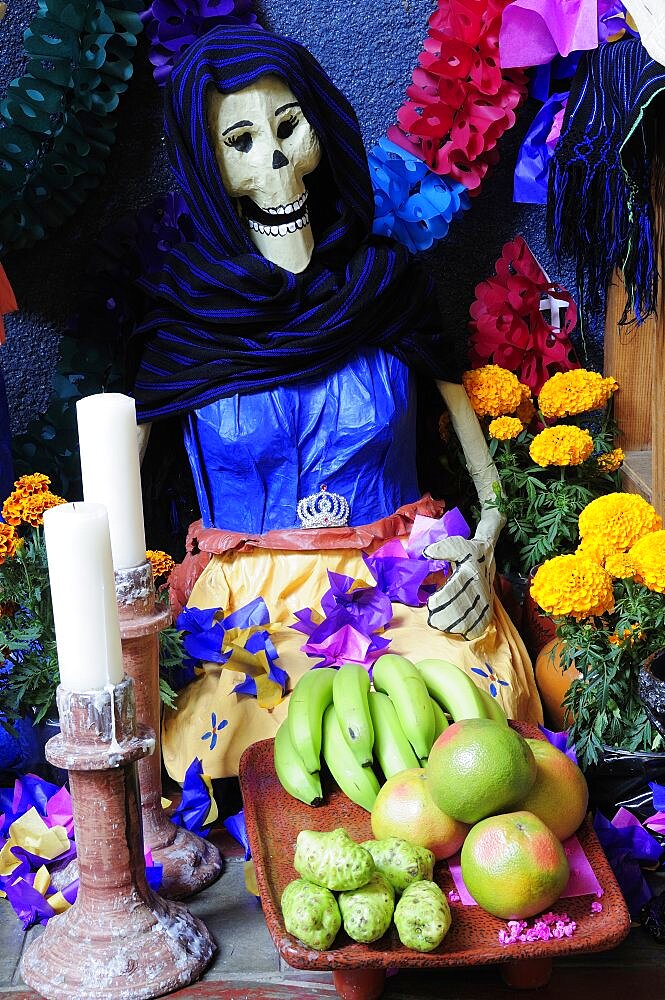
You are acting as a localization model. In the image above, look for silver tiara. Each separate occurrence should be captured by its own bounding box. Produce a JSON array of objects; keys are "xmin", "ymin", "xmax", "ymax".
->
[{"xmin": 297, "ymin": 485, "xmax": 350, "ymax": 529}]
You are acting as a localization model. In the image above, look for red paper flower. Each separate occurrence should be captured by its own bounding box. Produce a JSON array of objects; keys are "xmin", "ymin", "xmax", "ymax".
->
[{"xmin": 468, "ymin": 237, "xmax": 580, "ymax": 394}]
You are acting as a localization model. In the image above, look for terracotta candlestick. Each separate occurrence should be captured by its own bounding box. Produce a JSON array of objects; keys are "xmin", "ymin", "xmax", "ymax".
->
[
  {"xmin": 20, "ymin": 678, "xmax": 215, "ymax": 1000},
  {"xmin": 115, "ymin": 562, "xmax": 222, "ymax": 899}
]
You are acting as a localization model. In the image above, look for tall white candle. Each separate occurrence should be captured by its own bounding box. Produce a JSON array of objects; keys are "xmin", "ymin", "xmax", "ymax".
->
[
  {"xmin": 76, "ymin": 393, "xmax": 147, "ymax": 570},
  {"xmin": 43, "ymin": 503, "xmax": 125, "ymax": 691}
]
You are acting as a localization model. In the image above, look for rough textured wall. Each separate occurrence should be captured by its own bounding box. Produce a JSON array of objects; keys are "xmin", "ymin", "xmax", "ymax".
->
[{"xmin": 1, "ymin": 0, "xmax": 598, "ymax": 436}]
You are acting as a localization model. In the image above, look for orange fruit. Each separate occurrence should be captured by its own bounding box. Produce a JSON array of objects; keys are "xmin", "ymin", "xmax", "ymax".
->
[
  {"xmin": 514, "ymin": 739, "xmax": 588, "ymax": 841},
  {"xmin": 461, "ymin": 810, "xmax": 569, "ymax": 919},
  {"xmin": 371, "ymin": 768, "xmax": 470, "ymax": 860},
  {"xmin": 426, "ymin": 719, "xmax": 537, "ymax": 824}
]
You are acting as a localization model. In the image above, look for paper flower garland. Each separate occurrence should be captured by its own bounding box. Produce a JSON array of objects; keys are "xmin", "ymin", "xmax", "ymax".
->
[{"xmin": 0, "ymin": 0, "xmax": 144, "ymax": 253}]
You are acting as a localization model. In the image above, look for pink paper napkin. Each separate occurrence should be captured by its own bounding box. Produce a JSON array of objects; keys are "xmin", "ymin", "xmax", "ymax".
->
[{"xmin": 447, "ymin": 834, "xmax": 602, "ymax": 905}]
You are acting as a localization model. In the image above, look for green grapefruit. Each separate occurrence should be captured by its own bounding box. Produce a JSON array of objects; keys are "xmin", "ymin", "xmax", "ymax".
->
[
  {"xmin": 371, "ymin": 768, "xmax": 470, "ymax": 860},
  {"xmin": 514, "ymin": 739, "xmax": 589, "ymax": 841},
  {"xmin": 461, "ymin": 810, "xmax": 569, "ymax": 919},
  {"xmin": 426, "ymin": 718, "xmax": 537, "ymax": 824}
]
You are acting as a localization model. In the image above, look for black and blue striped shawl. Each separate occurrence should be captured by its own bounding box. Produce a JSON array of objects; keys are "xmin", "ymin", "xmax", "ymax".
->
[
  {"xmin": 548, "ymin": 39, "xmax": 665, "ymax": 326},
  {"xmin": 132, "ymin": 25, "xmax": 447, "ymax": 422}
]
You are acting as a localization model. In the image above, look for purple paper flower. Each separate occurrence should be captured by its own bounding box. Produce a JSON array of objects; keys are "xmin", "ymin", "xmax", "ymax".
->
[
  {"xmin": 362, "ymin": 540, "xmax": 435, "ymax": 606},
  {"xmin": 142, "ymin": 0, "xmax": 260, "ymax": 85},
  {"xmin": 538, "ymin": 725, "xmax": 578, "ymax": 766},
  {"xmin": 231, "ymin": 631, "xmax": 288, "ymax": 698},
  {"xmin": 320, "ymin": 571, "xmax": 393, "ymax": 631},
  {"xmin": 593, "ymin": 809, "xmax": 663, "ymax": 916},
  {"xmin": 223, "ymin": 809, "xmax": 251, "ymax": 860},
  {"xmin": 171, "ymin": 757, "xmax": 216, "ymax": 837}
]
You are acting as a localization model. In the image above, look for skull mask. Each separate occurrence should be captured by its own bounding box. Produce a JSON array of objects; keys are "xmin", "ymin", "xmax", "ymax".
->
[{"xmin": 207, "ymin": 75, "xmax": 322, "ymax": 273}]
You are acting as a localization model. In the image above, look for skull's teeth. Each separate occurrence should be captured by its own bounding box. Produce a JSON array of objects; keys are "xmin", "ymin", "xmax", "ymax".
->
[{"xmin": 248, "ymin": 208, "xmax": 309, "ymax": 236}]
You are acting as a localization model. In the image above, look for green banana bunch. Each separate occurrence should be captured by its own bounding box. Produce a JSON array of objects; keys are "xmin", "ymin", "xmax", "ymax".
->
[
  {"xmin": 368, "ymin": 691, "xmax": 421, "ymax": 779},
  {"xmin": 372, "ymin": 654, "xmax": 435, "ymax": 760},
  {"xmin": 274, "ymin": 721, "xmax": 323, "ymax": 807},
  {"xmin": 332, "ymin": 663, "xmax": 374, "ymax": 767},
  {"xmin": 415, "ymin": 658, "xmax": 488, "ymax": 723},
  {"xmin": 321, "ymin": 704, "xmax": 380, "ymax": 812},
  {"xmin": 287, "ymin": 667, "xmax": 336, "ymax": 773},
  {"xmin": 429, "ymin": 698, "xmax": 450, "ymax": 743}
]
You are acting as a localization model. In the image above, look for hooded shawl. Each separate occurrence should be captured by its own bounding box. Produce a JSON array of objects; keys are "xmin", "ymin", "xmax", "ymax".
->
[{"xmin": 132, "ymin": 25, "xmax": 447, "ymax": 422}]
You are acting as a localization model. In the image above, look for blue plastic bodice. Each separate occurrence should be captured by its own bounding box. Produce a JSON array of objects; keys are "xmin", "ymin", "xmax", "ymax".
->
[{"xmin": 183, "ymin": 349, "xmax": 419, "ymax": 532}]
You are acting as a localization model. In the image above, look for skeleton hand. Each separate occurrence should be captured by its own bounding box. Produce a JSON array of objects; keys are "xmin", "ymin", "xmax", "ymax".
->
[
  {"xmin": 622, "ymin": 1, "xmax": 665, "ymax": 64},
  {"xmin": 424, "ymin": 535, "xmax": 495, "ymax": 640}
]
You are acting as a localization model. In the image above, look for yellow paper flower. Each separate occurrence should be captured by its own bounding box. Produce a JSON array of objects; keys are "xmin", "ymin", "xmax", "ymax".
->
[
  {"xmin": 538, "ymin": 369, "xmax": 618, "ymax": 419},
  {"xmin": 147, "ymin": 549, "xmax": 176, "ymax": 580},
  {"xmin": 578, "ymin": 494, "xmax": 661, "ymax": 562},
  {"xmin": 462, "ymin": 365, "xmax": 523, "ymax": 418},
  {"xmin": 529, "ymin": 425, "xmax": 594, "ymax": 467},
  {"xmin": 604, "ymin": 552, "xmax": 637, "ymax": 579},
  {"xmin": 530, "ymin": 554, "xmax": 615, "ymax": 619},
  {"xmin": 629, "ymin": 530, "xmax": 665, "ymax": 594},
  {"xmin": 13, "ymin": 473, "xmax": 51, "ymax": 496},
  {"xmin": 20, "ymin": 491, "xmax": 66, "ymax": 528},
  {"xmin": 488, "ymin": 416, "xmax": 523, "ymax": 441},
  {"xmin": 597, "ymin": 448, "xmax": 625, "ymax": 473},
  {"xmin": 0, "ymin": 523, "xmax": 18, "ymax": 564}
]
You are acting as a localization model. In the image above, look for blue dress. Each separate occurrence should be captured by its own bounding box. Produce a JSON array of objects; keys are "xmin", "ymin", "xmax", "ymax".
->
[{"xmin": 183, "ymin": 349, "xmax": 419, "ymax": 532}]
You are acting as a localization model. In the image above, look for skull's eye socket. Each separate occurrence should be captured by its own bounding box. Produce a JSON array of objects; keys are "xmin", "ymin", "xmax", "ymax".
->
[
  {"xmin": 276, "ymin": 114, "xmax": 299, "ymax": 141},
  {"xmin": 224, "ymin": 132, "xmax": 253, "ymax": 153}
]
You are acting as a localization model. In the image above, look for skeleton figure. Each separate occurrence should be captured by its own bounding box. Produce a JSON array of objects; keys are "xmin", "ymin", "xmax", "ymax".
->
[{"xmin": 139, "ymin": 66, "xmax": 504, "ymax": 640}]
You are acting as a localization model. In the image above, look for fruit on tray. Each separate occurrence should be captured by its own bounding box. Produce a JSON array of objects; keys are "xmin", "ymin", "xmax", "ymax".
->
[
  {"xmin": 287, "ymin": 666, "xmax": 336, "ymax": 773},
  {"xmin": 281, "ymin": 878, "xmax": 341, "ymax": 951},
  {"xmin": 461, "ymin": 811, "xmax": 570, "ymax": 919},
  {"xmin": 427, "ymin": 718, "xmax": 537, "ymax": 824},
  {"xmin": 294, "ymin": 828, "xmax": 375, "ymax": 891},
  {"xmin": 514, "ymin": 739, "xmax": 589, "ymax": 842},
  {"xmin": 273, "ymin": 654, "xmax": 511, "ymax": 811},
  {"xmin": 321, "ymin": 704, "xmax": 381, "ymax": 812},
  {"xmin": 273, "ymin": 721, "xmax": 323, "ymax": 807},
  {"xmin": 333, "ymin": 663, "xmax": 375, "ymax": 767},
  {"xmin": 361, "ymin": 837, "xmax": 435, "ymax": 893},
  {"xmin": 394, "ymin": 880, "xmax": 452, "ymax": 952},
  {"xmin": 282, "ymin": 827, "xmax": 453, "ymax": 953},
  {"xmin": 338, "ymin": 872, "xmax": 395, "ymax": 943},
  {"xmin": 371, "ymin": 768, "xmax": 469, "ymax": 860}
]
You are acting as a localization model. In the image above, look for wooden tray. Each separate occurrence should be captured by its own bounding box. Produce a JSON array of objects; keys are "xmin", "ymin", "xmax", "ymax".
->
[{"xmin": 239, "ymin": 723, "xmax": 630, "ymax": 995}]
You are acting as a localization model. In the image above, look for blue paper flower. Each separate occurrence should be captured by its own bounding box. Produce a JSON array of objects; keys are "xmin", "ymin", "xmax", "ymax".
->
[
  {"xmin": 368, "ymin": 138, "xmax": 470, "ymax": 253},
  {"xmin": 471, "ymin": 663, "xmax": 510, "ymax": 698},
  {"xmin": 201, "ymin": 712, "xmax": 228, "ymax": 751}
]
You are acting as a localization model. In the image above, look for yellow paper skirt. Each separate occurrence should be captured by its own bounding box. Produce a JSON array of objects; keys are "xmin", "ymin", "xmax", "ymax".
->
[{"xmin": 162, "ymin": 542, "xmax": 543, "ymax": 782}]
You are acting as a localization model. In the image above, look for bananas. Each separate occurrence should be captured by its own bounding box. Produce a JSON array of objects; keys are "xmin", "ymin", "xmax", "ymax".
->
[
  {"xmin": 322, "ymin": 705, "xmax": 381, "ymax": 812},
  {"xmin": 368, "ymin": 691, "xmax": 420, "ymax": 778},
  {"xmin": 274, "ymin": 654, "xmax": 504, "ymax": 810},
  {"xmin": 333, "ymin": 664, "xmax": 374, "ymax": 767},
  {"xmin": 372, "ymin": 654, "xmax": 435, "ymax": 761},
  {"xmin": 274, "ymin": 721, "xmax": 323, "ymax": 807},
  {"xmin": 415, "ymin": 658, "xmax": 488, "ymax": 723},
  {"xmin": 288, "ymin": 667, "xmax": 336, "ymax": 773}
]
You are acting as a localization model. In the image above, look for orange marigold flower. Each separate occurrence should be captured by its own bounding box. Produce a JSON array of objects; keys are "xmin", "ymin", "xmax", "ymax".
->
[
  {"xmin": 609, "ymin": 624, "xmax": 645, "ymax": 646},
  {"xmin": 488, "ymin": 416, "xmax": 523, "ymax": 441},
  {"xmin": 0, "ymin": 523, "xmax": 18, "ymax": 564},
  {"xmin": 597, "ymin": 448, "xmax": 625, "ymax": 473},
  {"xmin": 462, "ymin": 365, "xmax": 523, "ymax": 418},
  {"xmin": 515, "ymin": 383, "xmax": 537, "ymax": 426},
  {"xmin": 579, "ymin": 494, "xmax": 661, "ymax": 564},
  {"xmin": 530, "ymin": 554, "xmax": 614, "ymax": 619},
  {"xmin": 20, "ymin": 491, "xmax": 66, "ymax": 528},
  {"xmin": 629, "ymin": 530, "xmax": 665, "ymax": 594},
  {"xmin": 604, "ymin": 552, "xmax": 637, "ymax": 579},
  {"xmin": 13, "ymin": 473, "xmax": 51, "ymax": 496},
  {"xmin": 529, "ymin": 426, "xmax": 594, "ymax": 467},
  {"xmin": 1, "ymin": 491, "xmax": 24, "ymax": 526},
  {"xmin": 538, "ymin": 369, "xmax": 618, "ymax": 419},
  {"xmin": 147, "ymin": 550, "xmax": 176, "ymax": 580}
]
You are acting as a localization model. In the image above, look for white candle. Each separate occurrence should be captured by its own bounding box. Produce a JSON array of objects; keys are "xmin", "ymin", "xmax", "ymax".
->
[
  {"xmin": 76, "ymin": 393, "xmax": 147, "ymax": 570},
  {"xmin": 43, "ymin": 503, "xmax": 125, "ymax": 691}
]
